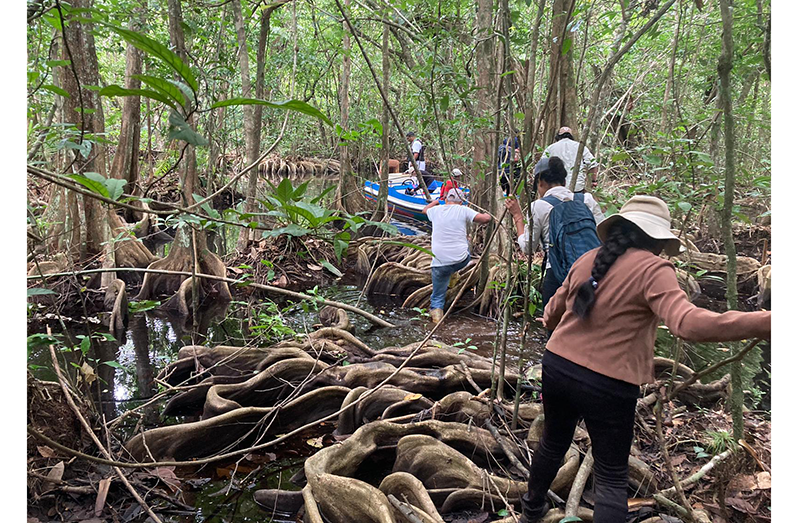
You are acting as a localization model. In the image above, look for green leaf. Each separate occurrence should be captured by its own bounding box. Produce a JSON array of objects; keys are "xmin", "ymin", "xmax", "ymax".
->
[
  {"xmin": 320, "ymin": 260, "xmax": 343, "ymax": 277},
  {"xmin": 41, "ymin": 84, "xmax": 70, "ymax": 98},
  {"xmin": 642, "ymin": 154, "xmax": 662, "ymax": 167},
  {"xmin": 128, "ymin": 300, "xmax": 161, "ymax": 313},
  {"xmin": 334, "ymin": 231, "xmax": 351, "ymax": 261},
  {"xmin": 101, "ymin": 23, "xmax": 199, "ymax": 93},
  {"xmin": 611, "ymin": 151, "xmax": 631, "ymax": 162},
  {"xmin": 561, "ymin": 37, "xmax": 573, "ymax": 55},
  {"xmin": 102, "ymin": 361, "xmax": 124, "ymax": 369},
  {"xmin": 677, "ymin": 201, "xmax": 692, "ymax": 213},
  {"xmin": 79, "ymin": 336, "xmax": 91, "ymax": 356},
  {"xmin": 167, "ymin": 79, "xmax": 196, "ymax": 105},
  {"xmin": 439, "ymin": 94, "xmax": 449, "ymax": 113},
  {"xmin": 558, "ymin": 517, "xmax": 583, "ymax": 523},
  {"xmin": 311, "ymin": 184, "xmax": 337, "ymax": 204},
  {"xmin": 360, "ymin": 118, "xmax": 383, "ymax": 136},
  {"xmin": 27, "ymin": 288, "xmax": 57, "ymax": 297},
  {"xmin": 211, "ymin": 98, "xmax": 333, "ymax": 127},
  {"xmin": 497, "ymin": 509, "xmax": 509, "ymax": 517},
  {"xmin": 46, "ymin": 59, "xmax": 71, "ymax": 68},
  {"xmin": 276, "ymin": 178, "xmax": 295, "ymax": 204},
  {"xmin": 293, "ymin": 181, "xmax": 310, "ymax": 200},
  {"xmin": 99, "ymin": 84, "xmax": 178, "ymax": 110},
  {"xmin": 105, "ymin": 178, "xmax": 126, "ymax": 201},
  {"xmin": 27, "ymin": 333, "xmax": 58, "ymax": 351},
  {"xmin": 132, "ymin": 74, "xmax": 188, "ymax": 107},
  {"xmin": 70, "ymin": 173, "xmax": 110, "ymax": 198},
  {"xmin": 167, "ymin": 110, "xmax": 208, "ymax": 146},
  {"xmin": 262, "ymin": 224, "xmax": 312, "ymax": 238}
]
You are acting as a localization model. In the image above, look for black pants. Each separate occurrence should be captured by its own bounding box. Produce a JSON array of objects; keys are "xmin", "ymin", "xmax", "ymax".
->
[
  {"xmin": 540, "ymin": 269, "xmax": 560, "ymax": 312},
  {"xmin": 525, "ymin": 351, "xmax": 640, "ymax": 523}
]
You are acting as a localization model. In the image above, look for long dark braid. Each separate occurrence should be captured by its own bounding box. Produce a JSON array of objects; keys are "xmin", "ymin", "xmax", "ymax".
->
[{"xmin": 573, "ymin": 220, "xmax": 662, "ymax": 319}]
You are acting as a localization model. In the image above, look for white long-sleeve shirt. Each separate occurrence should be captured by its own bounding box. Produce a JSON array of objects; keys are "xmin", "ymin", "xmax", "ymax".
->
[
  {"xmin": 543, "ymin": 138, "xmax": 598, "ymax": 192},
  {"xmin": 516, "ymin": 186, "xmax": 604, "ymax": 267}
]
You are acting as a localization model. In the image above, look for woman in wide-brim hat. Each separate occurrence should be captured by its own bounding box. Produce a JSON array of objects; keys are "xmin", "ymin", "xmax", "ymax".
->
[{"xmin": 520, "ymin": 195, "xmax": 770, "ymax": 523}]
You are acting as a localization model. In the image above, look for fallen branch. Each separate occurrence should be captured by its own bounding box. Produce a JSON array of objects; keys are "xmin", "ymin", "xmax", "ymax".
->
[
  {"xmin": 485, "ymin": 420, "xmax": 530, "ymax": 477},
  {"xmin": 658, "ymin": 448, "xmax": 735, "ymax": 499},
  {"xmin": 387, "ymin": 494, "xmax": 425, "ymax": 523},
  {"xmin": 565, "ymin": 448, "xmax": 593, "ymax": 517}
]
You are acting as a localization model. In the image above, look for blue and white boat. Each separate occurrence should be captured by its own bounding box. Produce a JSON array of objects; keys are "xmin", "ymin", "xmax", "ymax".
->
[{"xmin": 363, "ymin": 173, "xmax": 470, "ymax": 222}]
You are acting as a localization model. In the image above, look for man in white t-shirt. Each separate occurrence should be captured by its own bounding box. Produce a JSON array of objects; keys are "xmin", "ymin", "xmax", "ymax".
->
[
  {"xmin": 542, "ymin": 126, "xmax": 598, "ymax": 193},
  {"xmin": 422, "ymin": 189, "xmax": 492, "ymax": 324},
  {"xmin": 406, "ymin": 131, "xmax": 426, "ymax": 172}
]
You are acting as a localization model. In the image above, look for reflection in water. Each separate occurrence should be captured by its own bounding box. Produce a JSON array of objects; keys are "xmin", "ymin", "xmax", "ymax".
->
[
  {"xmin": 93, "ymin": 338, "xmax": 118, "ymax": 422},
  {"xmin": 129, "ymin": 315, "xmax": 158, "ymax": 424}
]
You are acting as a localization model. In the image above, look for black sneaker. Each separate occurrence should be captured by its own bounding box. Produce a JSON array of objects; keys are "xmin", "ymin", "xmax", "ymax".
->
[{"xmin": 520, "ymin": 494, "xmax": 551, "ymax": 523}]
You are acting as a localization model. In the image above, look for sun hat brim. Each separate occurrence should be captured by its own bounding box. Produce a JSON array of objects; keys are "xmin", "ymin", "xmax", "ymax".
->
[{"xmin": 597, "ymin": 212, "xmax": 684, "ymax": 256}]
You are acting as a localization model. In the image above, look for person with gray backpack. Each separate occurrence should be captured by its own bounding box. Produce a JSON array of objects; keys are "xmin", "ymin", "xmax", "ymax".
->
[{"xmin": 505, "ymin": 156, "xmax": 604, "ymax": 310}]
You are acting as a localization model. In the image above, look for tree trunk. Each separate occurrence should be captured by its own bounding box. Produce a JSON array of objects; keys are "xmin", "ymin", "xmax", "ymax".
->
[
  {"xmin": 472, "ymin": 0, "xmax": 496, "ymax": 214},
  {"xmin": 522, "ymin": 0, "xmax": 546, "ymax": 154},
  {"xmin": 717, "ymin": 0, "xmax": 742, "ymax": 441},
  {"xmin": 58, "ymin": 0, "xmax": 108, "ymax": 259},
  {"xmin": 137, "ymin": 0, "xmax": 231, "ymax": 316},
  {"xmin": 233, "ymin": 0, "xmax": 259, "ymax": 251},
  {"xmin": 108, "ymin": 1, "xmax": 145, "ymax": 225},
  {"xmin": 543, "ymin": 0, "xmax": 578, "ymax": 143},
  {"xmin": 335, "ymin": 0, "xmax": 358, "ymax": 213},
  {"xmin": 374, "ymin": 10, "xmax": 391, "ymax": 220}
]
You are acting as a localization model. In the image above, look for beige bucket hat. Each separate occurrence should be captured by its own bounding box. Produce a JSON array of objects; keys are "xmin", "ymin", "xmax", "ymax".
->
[{"xmin": 596, "ymin": 195, "xmax": 684, "ymax": 256}]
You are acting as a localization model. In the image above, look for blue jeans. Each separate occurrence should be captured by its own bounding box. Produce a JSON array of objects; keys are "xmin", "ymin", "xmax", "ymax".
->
[{"xmin": 430, "ymin": 256, "xmax": 470, "ymax": 310}]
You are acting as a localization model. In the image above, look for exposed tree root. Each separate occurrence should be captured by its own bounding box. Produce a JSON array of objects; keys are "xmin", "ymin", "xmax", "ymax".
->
[
  {"xmin": 136, "ymin": 228, "xmax": 231, "ymax": 315},
  {"xmin": 104, "ymin": 278, "xmax": 128, "ymax": 341},
  {"xmin": 107, "ymin": 210, "xmax": 159, "ymax": 269}
]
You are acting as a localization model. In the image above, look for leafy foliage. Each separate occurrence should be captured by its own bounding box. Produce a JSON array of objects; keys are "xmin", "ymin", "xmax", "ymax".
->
[{"xmin": 260, "ymin": 178, "xmax": 397, "ymax": 261}]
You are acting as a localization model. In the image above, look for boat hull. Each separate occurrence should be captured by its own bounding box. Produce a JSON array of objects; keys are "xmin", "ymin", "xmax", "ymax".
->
[{"xmin": 363, "ymin": 180, "xmax": 469, "ymax": 222}]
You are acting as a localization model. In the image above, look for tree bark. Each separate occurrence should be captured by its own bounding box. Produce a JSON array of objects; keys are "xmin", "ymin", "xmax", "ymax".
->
[
  {"xmin": 108, "ymin": 1, "xmax": 145, "ymax": 224},
  {"xmin": 374, "ymin": 10, "xmax": 391, "ymax": 220},
  {"xmin": 522, "ymin": 0, "xmax": 546, "ymax": 154},
  {"xmin": 717, "ymin": 0, "xmax": 742, "ymax": 441},
  {"xmin": 57, "ymin": 0, "xmax": 108, "ymax": 259},
  {"xmin": 232, "ymin": 0, "xmax": 258, "ymax": 251},
  {"xmin": 543, "ymin": 0, "xmax": 578, "ymax": 143},
  {"xmin": 335, "ymin": 0, "xmax": 357, "ymax": 213},
  {"xmin": 472, "ymin": 0, "xmax": 496, "ymax": 213}
]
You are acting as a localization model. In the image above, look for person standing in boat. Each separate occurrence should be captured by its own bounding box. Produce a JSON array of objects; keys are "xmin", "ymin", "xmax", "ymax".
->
[
  {"xmin": 439, "ymin": 168, "xmax": 463, "ymax": 200},
  {"xmin": 406, "ymin": 131, "xmax": 425, "ymax": 172},
  {"xmin": 422, "ymin": 188, "xmax": 492, "ymax": 324}
]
